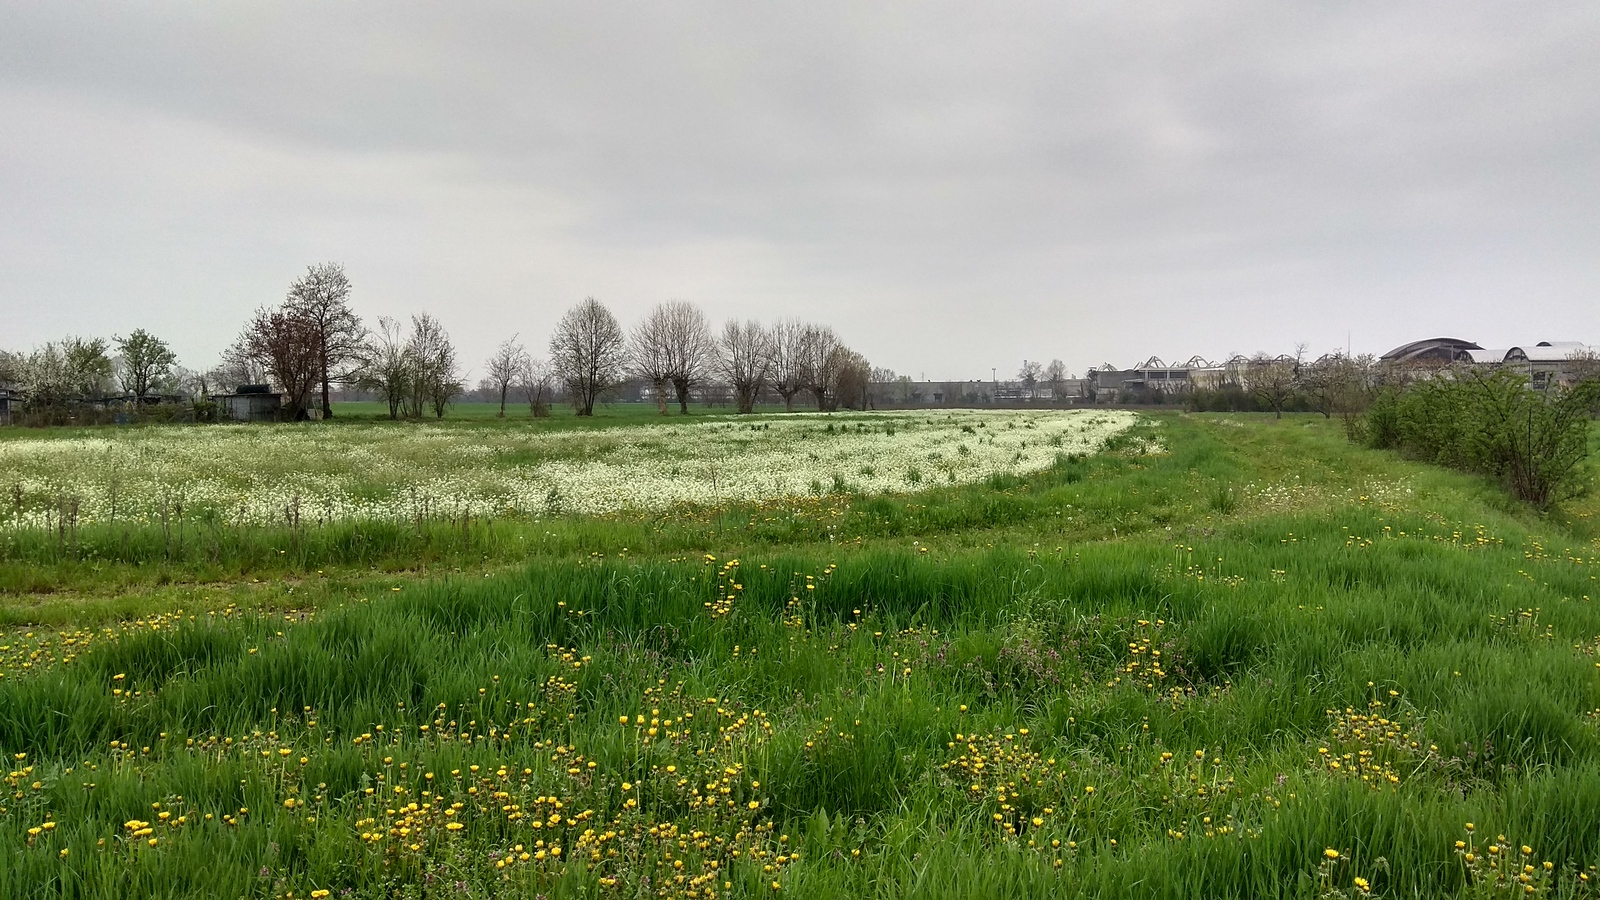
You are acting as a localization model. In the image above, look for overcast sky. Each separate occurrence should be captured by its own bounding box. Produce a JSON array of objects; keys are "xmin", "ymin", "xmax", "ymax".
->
[{"xmin": 3, "ymin": 2, "xmax": 1597, "ymax": 380}]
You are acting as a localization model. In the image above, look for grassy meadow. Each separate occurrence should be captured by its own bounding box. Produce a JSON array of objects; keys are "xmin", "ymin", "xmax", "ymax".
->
[{"xmin": 3, "ymin": 409, "xmax": 1600, "ymax": 898}]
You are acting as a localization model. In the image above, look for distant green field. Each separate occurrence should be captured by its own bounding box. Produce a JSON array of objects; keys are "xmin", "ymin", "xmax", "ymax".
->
[{"xmin": 2, "ymin": 413, "xmax": 1599, "ymax": 898}]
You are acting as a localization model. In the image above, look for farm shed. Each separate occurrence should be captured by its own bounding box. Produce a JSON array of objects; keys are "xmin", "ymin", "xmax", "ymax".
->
[{"xmin": 218, "ymin": 385, "xmax": 283, "ymax": 422}]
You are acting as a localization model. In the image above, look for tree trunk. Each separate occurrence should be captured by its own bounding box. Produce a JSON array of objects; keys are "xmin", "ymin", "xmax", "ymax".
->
[
  {"xmin": 498, "ymin": 386, "xmax": 508, "ymax": 417},
  {"xmin": 321, "ymin": 346, "xmax": 332, "ymax": 419},
  {"xmin": 673, "ymin": 377, "xmax": 690, "ymax": 414},
  {"xmin": 653, "ymin": 379, "xmax": 668, "ymax": 415}
]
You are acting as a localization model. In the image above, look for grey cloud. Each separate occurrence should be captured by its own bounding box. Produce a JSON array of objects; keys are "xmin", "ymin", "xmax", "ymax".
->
[{"xmin": 2, "ymin": 2, "xmax": 1597, "ymax": 375}]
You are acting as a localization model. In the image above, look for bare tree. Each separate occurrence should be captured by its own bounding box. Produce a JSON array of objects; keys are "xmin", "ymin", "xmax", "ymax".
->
[
  {"xmin": 284, "ymin": 262, "xmax": 365, "ymax": 418},
  {"xmin": 1245, "ymin": 353, "xmax": 1298, "ymax": 418},
  {"xmin": 484, "ymin": 335, "xmax": 528, "ymax": 417},
  {"xmin": 832, "ymin": 346, "xmax": 872, "ymax": 410},
  {"xmin": 869, "ymin": 366, "xmax": 898, "ymax": 407},
  {"xmin": 1298, "ymin": 355, "xmax": 1333, "ymax": 418},
  {"xmin": 173, "ymin": 366, "xmax": 210, "ymax": 399},
  {"xmin": 1220, "ymin": 354, "xmax": 1249, "ymax": 391},
  {"xmin": 517, "ymin": 355, "xmax": 553, "ymax": 417},
  {"xmin": 215, "ymin": 337, "xmax": 268, "ymax": 391},
  {"xmin": 1333, "ymin": 353, "xmax": 1379, "ymax": 436},
  {"xmin": 1081, "ymin": 367, "xmax": 1102, "ymax": 403},
  {"xmin": 242, "ymin": 305, "xmax": 321, "ymax": 418},
  {"xmin": 716, "ymin": 319, "xmax": 774, "ymax": 414},
  {"xmin": 1299, "ymin": 352, "xmax": 1370, "ymax": 419},
  {"xmin": 1566, "ymin": 347, "xmax": 1600, "ymax": 387},
  {"xmin": 550, "ymin": 297, "xmax": 627, "ymax": 416},
  {"xmin": 407, "ymin": 313, "xmax": 461, "ymax": 418},
  {"xmin": 769, "ymin": 318, "xmax": 807, "ymax": 412},
  {"xmin": 629, "ymin": 306, "xmax": 674, "ymax": 415},
  {"xmin": 798, "ymin": 324, "xmax": 843, "ymax": 410},
  {"xmin": 660, "ymin": 300, "xmax": 715, "ymax": 414},
  {"xmin": 114, "ymin": 329, "xmax": 178, "ymax": 401},
  {"xmin": 1017, "ymin": 360, "xmax": 1043, "ymax": 400},
  {"xmin": 1044, "ymin": 359, "xmax": 1067, "ymax": 401},
  {"xmin": 354, "ymin": 316, "xmax": 414, "ymax": 420}
]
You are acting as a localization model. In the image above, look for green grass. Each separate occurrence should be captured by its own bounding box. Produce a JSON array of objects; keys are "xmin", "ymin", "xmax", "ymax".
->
[{"xmin": 3, "ymin": 413, "xmax": 1600, "ymax": 898}]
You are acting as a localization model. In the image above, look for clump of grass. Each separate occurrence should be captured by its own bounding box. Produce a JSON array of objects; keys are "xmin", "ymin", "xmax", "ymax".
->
[{"xmin": 1210, "ymin": 484, "xmax": 1238, "ymax": 515}]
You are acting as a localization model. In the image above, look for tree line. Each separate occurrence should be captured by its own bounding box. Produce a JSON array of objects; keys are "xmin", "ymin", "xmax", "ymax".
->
[
  {"xmin": 0, "ymin": 332, "xmax": 181, "ymax": 417},
  {"xmin": 546, "ymin": 297, "xmax": 872, "ymax": 417},
  {"xmin": 0, "ymin": 263, "xmax": 875, "ymax": 421},
  {"xmin": 1181, "ymin": 348, "xmax": 1600, "ymax": 426}
]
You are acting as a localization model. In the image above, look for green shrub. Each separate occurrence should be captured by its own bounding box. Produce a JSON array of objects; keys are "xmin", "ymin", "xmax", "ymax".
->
[
  {"xmin": 1363, "ymin": 387, "xmax": 1401, "ymax": 449},
  {"xmin": 1366, "ymin": 370, "xmax": 1599, "ymax": 506}
]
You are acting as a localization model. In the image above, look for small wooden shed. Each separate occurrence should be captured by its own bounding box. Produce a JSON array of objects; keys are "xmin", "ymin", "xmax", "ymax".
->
[{"xmin": 218, "ymin": 385, "xmax": 283, "ymax": 422}]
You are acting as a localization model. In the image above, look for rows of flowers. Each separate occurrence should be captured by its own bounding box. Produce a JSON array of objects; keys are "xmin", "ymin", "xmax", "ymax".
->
[{"xmin": 0, "ymin": 410, "xmax": 1137, "ymax": 528}]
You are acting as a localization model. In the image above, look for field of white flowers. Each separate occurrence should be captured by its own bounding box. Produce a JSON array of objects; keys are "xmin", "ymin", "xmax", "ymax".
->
[{"xmin": 0, "ymin": 409, "xmax": 1138, "ymax": 528}]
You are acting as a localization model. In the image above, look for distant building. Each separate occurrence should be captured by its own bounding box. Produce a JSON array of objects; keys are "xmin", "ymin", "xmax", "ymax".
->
[
  {"xmin": 1379, "ymin": 337, "xmax": 1482, "ymax": 366},
  {"xmin": 866, "ymin": 379, "xmax": 1087, "ymax": 406},
  {"xmin": 874, "ymin": 380, "xmax": 989, "ymax": 405},
  {"xmin": 0, "ymin": 389, "xmax": 17, "ymax": 426},
  {"xmin": 217, "ymin": 385, "xmax": 283, "ymax": 422},
  {"xmin": 1384, "ymin": 337, "xmax": 1598, "ymax": 389},
  {"xmin": 1088, "ymin": 356, "xmax": 1222, "ymax": 401},
  {"xmin": 1501, "ymin": 342, "xmax": 1596, "ymax": 390}
]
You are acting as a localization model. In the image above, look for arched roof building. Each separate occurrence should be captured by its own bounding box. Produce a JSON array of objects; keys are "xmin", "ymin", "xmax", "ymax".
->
[{"xmin": 1378, "ymin": 337, "xmax": 1482, "ymax": 365}]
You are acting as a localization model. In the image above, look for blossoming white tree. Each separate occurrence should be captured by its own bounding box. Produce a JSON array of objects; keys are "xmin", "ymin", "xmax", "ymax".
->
[{"xmin": 284, "ymin": 262, "xmax": 364, "ymax": 419}]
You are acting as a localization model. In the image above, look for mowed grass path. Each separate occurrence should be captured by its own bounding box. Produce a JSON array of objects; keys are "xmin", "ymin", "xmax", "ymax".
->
[{"xmin": 3, "ymin": 413, "xmax": 1600, "ymax": 898}]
